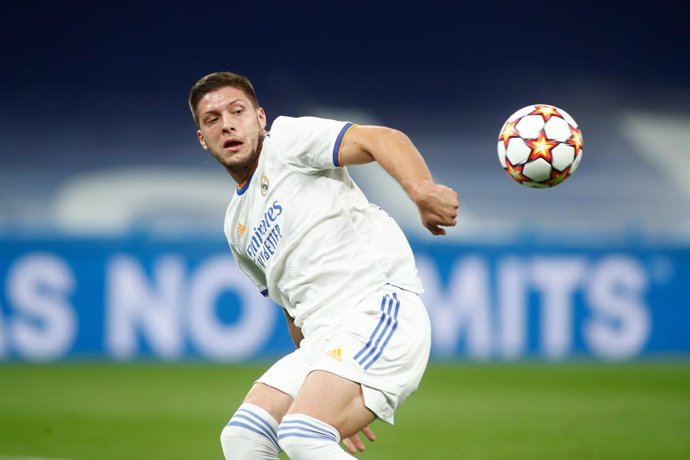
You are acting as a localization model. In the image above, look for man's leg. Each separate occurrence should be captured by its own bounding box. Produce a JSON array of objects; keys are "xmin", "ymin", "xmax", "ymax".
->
[
  {"xmin": 221, "ymin": 348, "xmax": 311, "ymax": 459},
  {"xmin": 277, "ymin": 287, "xmax": 432, "ymax": 459},
  {"xmin": 278, "ymin": 370, "xmax": 375, "ymax": 460},
  {"xmin": 221, "ymin": 383, "xmax": 293, "ymax": 460}
]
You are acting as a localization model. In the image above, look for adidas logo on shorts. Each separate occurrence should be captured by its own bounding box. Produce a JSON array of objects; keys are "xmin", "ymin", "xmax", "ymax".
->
[{"xmin": 326, "ymin": 348, "xmax": 342, "ymax": 361}]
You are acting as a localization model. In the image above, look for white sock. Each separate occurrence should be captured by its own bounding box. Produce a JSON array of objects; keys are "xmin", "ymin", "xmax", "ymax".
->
[
  {"xmin": 278, "ymin": 414, "xmax": 356, "ymax": 460},
  {"xmin": 220, "ymin": 403, "xmax": 280, "ymax": 459}
]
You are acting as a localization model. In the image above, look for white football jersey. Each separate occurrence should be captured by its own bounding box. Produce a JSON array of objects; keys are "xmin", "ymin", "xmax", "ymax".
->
[{"xmin": 224, "ymin": 116, "xmax": 423, "ymax": 337}]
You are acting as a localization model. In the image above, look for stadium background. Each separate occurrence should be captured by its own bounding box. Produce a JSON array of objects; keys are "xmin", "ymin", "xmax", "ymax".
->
[{"xmin": 1, "ymin": 1, "xmax": 689, "ymax": 459}]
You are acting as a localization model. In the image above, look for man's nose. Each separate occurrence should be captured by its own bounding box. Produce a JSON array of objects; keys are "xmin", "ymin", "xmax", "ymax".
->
[{"xmin": 221, "ymin": 113, "xmax": 235, "ymax": 132}]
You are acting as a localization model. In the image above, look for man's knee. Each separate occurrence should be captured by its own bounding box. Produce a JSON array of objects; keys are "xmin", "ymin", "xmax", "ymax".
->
[
  {"xmin": 220, "ymin": 404, "xmax": 281, "ymax": 459},
  {"xmin": 221, "ymin": 424, "xmax": 256, "ymax": 457}
]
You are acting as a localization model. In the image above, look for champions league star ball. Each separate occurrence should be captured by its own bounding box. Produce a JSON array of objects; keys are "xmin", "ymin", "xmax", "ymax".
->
[{"xmin": 497, "ymin": 104, "xmax": 583, "ymax": 188}]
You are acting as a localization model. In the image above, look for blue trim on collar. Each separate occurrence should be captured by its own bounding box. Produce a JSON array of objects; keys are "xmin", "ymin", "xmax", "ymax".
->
[{"xmin": 237, "ymin": 173, "xmax": 254, "ymax": 196}]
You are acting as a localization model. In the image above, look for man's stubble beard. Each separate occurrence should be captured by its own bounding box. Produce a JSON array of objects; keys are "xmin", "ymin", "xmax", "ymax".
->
[{"xmin": 211, "ymin": 134, "xmax": 264, "ymax": 176}]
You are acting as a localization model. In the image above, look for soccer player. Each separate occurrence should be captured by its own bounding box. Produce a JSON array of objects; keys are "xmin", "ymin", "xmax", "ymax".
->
[{"xmin": 189, "ymin": 72, "xmax": 459, "ymax": 459}]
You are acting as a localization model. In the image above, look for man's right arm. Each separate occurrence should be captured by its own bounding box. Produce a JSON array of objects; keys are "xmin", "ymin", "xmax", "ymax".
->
[{"xmin": 338, "ymin": 125, "xmax": 459, "ymax": 235}]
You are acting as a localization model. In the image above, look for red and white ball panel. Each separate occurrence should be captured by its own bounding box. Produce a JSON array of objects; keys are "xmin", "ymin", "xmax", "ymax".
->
[
  {"xmin": 521, "ymin": 181, "xmax": 550, "ymax": 189},
  {"xmin": 544, "ymin": 116, "xmax": 571, "ymax": 142},
  {"xmin": 522, "ymin": 158, "xmax": 551, "ymax": 182},
  {"xmin": 505, "ymin": 138, "xmax": 531, "ymax": 165},
  {"xmin": 557, "ymin": 108, "xmax": 578, "ymax": 128},
  {"xmin": 551, "ymin": 144, "xmax": 575, "ymax": 171},
  {"xmin": 570, "ymin": 151, "xmax": 583, "ymax": 174},
  {"xmin": 497, "ymin": 104, "xmax": 583, "ymax": 189},
  {"xmin": 515, "ymin": 115, "xmax": 545, "ymax": 139}
]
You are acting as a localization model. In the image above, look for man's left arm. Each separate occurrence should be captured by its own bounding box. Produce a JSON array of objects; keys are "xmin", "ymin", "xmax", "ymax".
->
[
  {"xmin": 282, "ymin": 308, "xmax": 303, "ymax": 348},
  {"xmin": 339, "ymin": 125, "xmax": 459, "ymax": 235}
]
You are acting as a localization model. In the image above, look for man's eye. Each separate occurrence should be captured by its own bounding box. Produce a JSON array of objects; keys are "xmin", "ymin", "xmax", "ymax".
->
[
  {"xmin": 206, "ymin": 118, "xmax": 218, "ymax": 125},
  {"xmin": 234, "ymin": 109, "xmax": 243, "ymax": 115}
]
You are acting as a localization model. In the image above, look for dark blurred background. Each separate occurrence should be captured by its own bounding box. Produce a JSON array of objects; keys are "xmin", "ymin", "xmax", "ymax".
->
[{"xmin": 2, "ymin": 0, "xmax": 689, "ymax": 240}]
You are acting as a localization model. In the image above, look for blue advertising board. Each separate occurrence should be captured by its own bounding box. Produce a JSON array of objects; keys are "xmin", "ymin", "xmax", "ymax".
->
[{"xmin": 0, "ymin": 237, "xmax": 688, "ymax": 361}]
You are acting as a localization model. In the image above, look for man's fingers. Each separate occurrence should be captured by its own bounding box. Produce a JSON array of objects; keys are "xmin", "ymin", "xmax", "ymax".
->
[
  {"xmin": 362, "ymin": 426, "xmax": 376, "ymax": 442},
  {"xmin": 342, "ymin": 437, "xmax": 357, "ymax": 453},
  {"xmin": 342, "ymin": 433, "xmax": 368, "ymax": 453},
  {"xmin": 427, "ymin": 224, "xmax": 445, "ymax": 235},
  {"xmin": 352, "ymin": 435, "xmax": 366, "ymax": 451},
  {"xmin": 423, "ymin": 210, "xmax": 458, "ymax": 228}
]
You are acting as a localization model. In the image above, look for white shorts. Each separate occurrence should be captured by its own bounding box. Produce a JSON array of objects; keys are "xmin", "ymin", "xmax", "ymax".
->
[{"xmin": 256, "ymin": 285, "xmax": 431, "ymax": 424}]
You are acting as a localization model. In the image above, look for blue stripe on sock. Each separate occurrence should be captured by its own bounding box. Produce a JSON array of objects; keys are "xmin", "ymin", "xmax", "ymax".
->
[
  {"xmin": 277, "ymin": 430, "xmax": 335, "ymax": 442},
  {"xmin": 279, "ymin": 419, "xmax": 335, "ymax": 438},
  {"xmin": 227, "ymin": 421, "xmax": 280, "ymax": 450},
  {"xmin": 230, "ymin": 411, "xmax": 279, "ymax": 448},
  {"xmin": 236, "ymin": 408, "xmax": 278, "ymax": 439},
  {"xmin": 278, "ymin": 419, "xmax": 337, "ymax": 442}
]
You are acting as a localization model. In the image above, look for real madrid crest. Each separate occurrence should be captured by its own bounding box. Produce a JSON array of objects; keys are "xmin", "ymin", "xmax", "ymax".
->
[{"xmin": 260, "ymin": 173, "xmax": 269, "ymax": 196}]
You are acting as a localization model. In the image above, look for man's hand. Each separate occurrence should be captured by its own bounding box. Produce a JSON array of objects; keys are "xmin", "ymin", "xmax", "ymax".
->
[
  {"xmin": 341, "ymin": 426, "xmax": 376, "ymax": 454},
  {"xmin": 412, "ymin": 180, "xmax": 460, "ymax": 235}
]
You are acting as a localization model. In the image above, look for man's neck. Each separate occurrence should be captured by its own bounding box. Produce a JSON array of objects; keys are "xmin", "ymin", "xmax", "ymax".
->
[{"xmin": 227, "ymin": 134, "xmax": 264, "ymax": 186}]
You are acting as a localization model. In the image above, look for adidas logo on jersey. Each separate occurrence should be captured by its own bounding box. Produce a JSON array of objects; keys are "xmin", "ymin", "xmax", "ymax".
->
[
  {"xmin": 326, "ymin": 348, "xmax": 342, "ymax": 361},
  {"xmin": 238, "ymin": 223, "xmax": 247, "ymax": 236}
]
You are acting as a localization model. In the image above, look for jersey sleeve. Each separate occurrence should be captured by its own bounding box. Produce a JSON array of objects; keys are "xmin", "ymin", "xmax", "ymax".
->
[
  {"xmin": 271, "ymin": 116, "xmax": 355, "ymax": 173},
  {"xmin": 229, "ymin": 245, "xmax": 269, "ymax": 297}
]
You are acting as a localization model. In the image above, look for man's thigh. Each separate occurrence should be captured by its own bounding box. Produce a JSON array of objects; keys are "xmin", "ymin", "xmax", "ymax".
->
[
  {"xmin": 249, "ymin": 348, "xmax": 312, "ymax": 422},
  {"xmin": 287, "ymin": 370, "xmax": 376, "ymax": 439},
  {"xmin": 243, "ymin": 382, "xmax": 294, "ymax": 423},
  {"xmin": 298, "ymin": 287, "xmax": 431, "ymax": 425}
]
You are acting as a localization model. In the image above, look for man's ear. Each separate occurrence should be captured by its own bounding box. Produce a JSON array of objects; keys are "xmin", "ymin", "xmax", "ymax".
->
[
  {"xmin": 258, "ymin": 107, "xmax": 267, "ymax": 132},
  {"xmin": 197, "ymin": 130, "xmax": 208, "ymax": 150}
]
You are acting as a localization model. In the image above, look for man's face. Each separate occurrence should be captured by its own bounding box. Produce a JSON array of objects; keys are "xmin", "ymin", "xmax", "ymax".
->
[{"xmin": 196, "ymin": 86, "xmax": 267, "ymax": 171}]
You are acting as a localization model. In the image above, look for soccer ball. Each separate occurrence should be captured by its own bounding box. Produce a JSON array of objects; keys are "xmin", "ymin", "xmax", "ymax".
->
[{"xmin": 497, "ymin": 104, "xmax": 583, "ymax": 188}]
